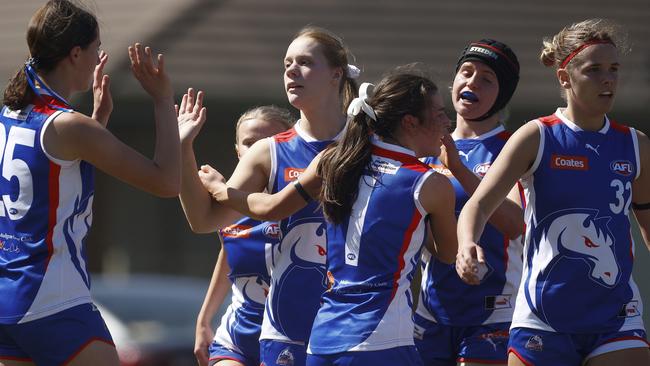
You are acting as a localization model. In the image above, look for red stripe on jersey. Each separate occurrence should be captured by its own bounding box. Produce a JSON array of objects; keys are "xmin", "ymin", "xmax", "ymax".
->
[
  {"xmin": 458, "ymin": 357, "xmax": 506, "ymax": 364},
  {"xmin": 496, "ymin": 130, "xmax": 512, "ymax": 141},
  {"xmin": 601, "ymin": 335, "xmax": 650, "ymax": 347},
  {"xmin": 0, "ymin": 356, "xmax": 33, "ymax": 362},
  {"xmin": 610, "ymin": 120, "xmax": 630, "ymax": 134},
  {"xmin": 45, "ymin": 162, "xmax": 60, "ymax": 271},
  {"xmin": 538, "ymin": 115, "xmax": 561, "ymax": 127},
  {"xmin": 507, "ymin": 348, "xmax": 534, "ymax": 366},
  {"xmin": 62, "ymin": 337, "xmax": 115, "ymax": 366},
  {"xmin": 274, "ymin": 128, "xmax": 297, "ymax": 143},
  {"xmin": 390, "ymin": 209, "xmax": 422, "ymax": 301},
  {"xmin": 371, "ymin": 146, "xmax": 429, "ymax": 172}
]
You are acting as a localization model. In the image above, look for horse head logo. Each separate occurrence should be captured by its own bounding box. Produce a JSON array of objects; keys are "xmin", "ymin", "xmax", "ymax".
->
[{"xmin": 538, "ymin": 209, "xmax": 619, "ymax": 287}]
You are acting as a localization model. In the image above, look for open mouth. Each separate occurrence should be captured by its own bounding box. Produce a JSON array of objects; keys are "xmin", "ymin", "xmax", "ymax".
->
[
  {"xmin": 286, "ymin": 83, "xmax": 302, "ymax": 91},
  {"xmin": 599, "ymin": 91, "xmax": 613, "ymax": 97},
  {"xmin": 460, "ymin": 91, "xmax": 479, "ymax": 103}
]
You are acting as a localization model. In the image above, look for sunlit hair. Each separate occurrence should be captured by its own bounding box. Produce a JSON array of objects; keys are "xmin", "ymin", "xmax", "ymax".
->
[
  {"xmin": 235, "ymin": 105, "xmax": 295, "ymax": 144},
  {"xmin": 540, "ymin": 18, "xmax": 629, "ymax": 69}
]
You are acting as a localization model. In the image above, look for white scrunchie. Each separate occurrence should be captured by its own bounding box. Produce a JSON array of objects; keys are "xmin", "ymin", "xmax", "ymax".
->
[
  {"xmin": 347, "ymin": 83, "xmax": 376, "ymax": 121},
  {"xmin": 346, "ymin": 64, "xmax": 361, "ymax": 79}
]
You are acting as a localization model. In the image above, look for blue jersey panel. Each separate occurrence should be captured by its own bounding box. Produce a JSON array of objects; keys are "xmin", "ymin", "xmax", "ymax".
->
[
  {"xmin": 261, "ymin": 125, "xmax": 334, "ymax": 344},
  {"xmin": 214, "ymin": 217, "xmax": 281, "ymax": 359}
]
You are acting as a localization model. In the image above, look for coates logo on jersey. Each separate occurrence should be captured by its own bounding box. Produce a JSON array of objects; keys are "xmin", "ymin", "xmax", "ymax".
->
[
  {"xmin": 263, "ymin": 223, "xmax": 282, "ymax": 240},
  {"xmin": 550, "ymin": 154, "xmax": 588, "ymax": 171},
  {"xmin": 428, "ymin": 164, "xmax": 452, "ymax": 177},
  {"xmin": 221, "ymin": 224, "xmax": 252, "ymax": 238},
  {"xmin": 284, "ymin": 167, "xmax": 304, "ymax": 182},
  {"xmin": 610, "ymin": 160, "xmax": 634, "ymax": 177},
  {"xmin": 473, "ymin": 163, "xmax": 491, "ymax": 177}
]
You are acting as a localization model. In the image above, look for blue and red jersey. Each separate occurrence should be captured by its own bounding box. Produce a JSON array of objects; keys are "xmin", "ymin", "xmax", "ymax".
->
[
  {"xmin": 260, "ymin": 122, "xmax": 338, "ymax": 344},
  {"xmin": 0, "ymin": 92, "xmax": 95, "ymax": 324},
  {"xmin": 307, "ymin": 137, "xmax": 433, "ymax": 354},
  {"xmin": 514, "ymin": 109, "xmax": 644, "ymax": 334},
  {"xmin": 417, "ymin": 125, "xmax": 524, "ymax": 326},
  {"xmin": 212, "ymin": 217, "xmax": 281, "ymax": 359}
]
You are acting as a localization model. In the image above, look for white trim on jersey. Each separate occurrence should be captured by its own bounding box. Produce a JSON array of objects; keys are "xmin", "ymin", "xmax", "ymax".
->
[
  {"xmin": 451, "ymin": 124, "xmax": 505, "ymax": 142},
  {"xmin": 39, "ymin": 110, "xmax": 78, "ymax": 167},
  {"xmin": 293, "ymin": 119, "xmax": 346, "ymax": 143},
  {"xmin": 344, "ymin": 175, "xmax": 375, "ymax": 267},
  {"xmin": 521, "ymin": 120, "xmax": 545, "ymax": 179},
  {"xmin": 555, "ymin": 108, "xmax": 610, "ymax": 134},
  {"xmin": 630, "ymin": 128, "xmax": 641, "ymax": 180},
  {"xmin": 19, "ymin": 163, "xmax": 92, "ymax": 323},
  {"xmin": 267, "ymin": 136, "xmax": 277, "ymax": 193},
  {"xmin": 413, "ymin": 170, "xmax": 434, "ymax": 217}
]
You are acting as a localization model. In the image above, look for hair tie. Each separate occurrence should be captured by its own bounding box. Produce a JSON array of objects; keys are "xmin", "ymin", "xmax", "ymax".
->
[
  {"xmin": 24, "ymin": 57, "xmax": 37, "ymax": 68},
  {"xmin": 346, "ymin": 64, "xmax": 361, "ymax": 79},
  {"xmin": 560, "ymin": 40, "xmax": 614, "ymax": 68},
  {"xmin": 347, "ymin": 83, "xmax": 376, "ymax": 121}
]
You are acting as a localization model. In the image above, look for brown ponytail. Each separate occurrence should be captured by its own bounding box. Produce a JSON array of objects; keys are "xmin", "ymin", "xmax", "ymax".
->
[
  {"xmin": 318, "ymin": 71, "xmax": 438, "ymax": 224},
  {"xmin": 3, "ymin": 0, "xmax": 98, "ymax": 110}
]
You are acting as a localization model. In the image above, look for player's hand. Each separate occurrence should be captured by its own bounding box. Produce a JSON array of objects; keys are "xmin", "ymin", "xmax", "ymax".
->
[
  {"xmin": 177, "ymin": 88, "xmax": 207, "ymax": 145},
  {"xmin": 439, "ymin": 133, "xmax": 462, "ymax": 172},
  {"xmin": 91, "ymin": 51, "xmax": 112, "ymax": 126},
  {"xmin": 194, "ymin": 321, "xmax": 214, "ymax": 366},
  {"xmin": 456, "ymin": 242, "xmax": 486, "ymax": 285},
  {"xmin": 198, "ymin": 164, "xmax": 227, "ymax": 202},
  {"xmin": 128, "ymin": 43, "xmax": 173, "ymax": 101}
]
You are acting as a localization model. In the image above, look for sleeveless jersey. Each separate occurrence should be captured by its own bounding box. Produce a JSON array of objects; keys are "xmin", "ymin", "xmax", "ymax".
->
[
  {"xmin": 307, "ymin": 138, "xmax": 433, "ymax": 354},
  {"xmin": 213, "ymin": 217, "xmax": 281, "ymax": 355},
  {"xmin": 417, "ymin": 125, "xmax": 524, "ymax": 326},
  {"xmin": 260, "ymin": 122, "xmax": 338, "ymax": 344},
  {"xmin": 0, "ymin": 93, "xmax": 94, "ymax": 324},
  {"xmin": 513, "ymin": 108, "xmax": 644, "ymax": 334}
]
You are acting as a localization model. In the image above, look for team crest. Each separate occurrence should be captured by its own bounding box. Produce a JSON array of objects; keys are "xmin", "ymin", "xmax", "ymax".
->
[
  {"xmin": 525, "ymin": 335, "xmax": 543, "ymax": 352},
  {"xmin": 276, "ymin": 347, "xmax": 295, "ymax": 366}
]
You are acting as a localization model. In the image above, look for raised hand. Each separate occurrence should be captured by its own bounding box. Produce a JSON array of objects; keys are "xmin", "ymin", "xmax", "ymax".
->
[
  {"xmin": 198, "ymin": 164, "xmax": 227, "ymax": 202},
  {"xmin": 128, "ymin": 43, "xmax": 173, "ymax": 101},
  {"xmin": 177, "ymin": 88, "xmax": 207, "ymax": 145},
  {"xmin": 91, "ymin": 51, "xmax": 112, "ymax": 126},
  {"xmin": 438, "ymin": 133, "xmax": 462, "ymax": 172}
]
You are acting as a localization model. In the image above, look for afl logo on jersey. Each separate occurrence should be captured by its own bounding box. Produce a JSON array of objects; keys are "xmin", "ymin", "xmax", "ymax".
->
[
  {"xmin": 610, "ymin": 160, "xmax": 633, "ymax": 177},
  {"xmin": 221, "ymin": 224, "xmax": 252, "ymax": 238},
  {"xmin": 550, "ymin": 154, "xmax": 588, "ymax": 171},
  {"xmin": 284, "ymin": 167, "xmax": 304, "ymax": 182},
  {"xmin": 473, "ymin": 163, "xmax": 491, "ymax": 177},
  {"xmin": 263, "ymin": 223, "xmax": 282, "ymax": 240}
]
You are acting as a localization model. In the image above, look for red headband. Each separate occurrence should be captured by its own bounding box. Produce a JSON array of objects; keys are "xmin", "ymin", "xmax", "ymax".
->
[{"xmin": 559, "ymin": 40, "xmax": 614, "ymax": 68}]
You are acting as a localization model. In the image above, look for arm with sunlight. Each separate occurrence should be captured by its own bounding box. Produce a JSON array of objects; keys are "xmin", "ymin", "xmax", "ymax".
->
[
  {"xmin": 456, "ymin": 122, "xmax": 539, "ymax": 284},
  {"xmin": 198, "ymin": 154, "xmax": 322, "ymax": 222},
  {"xmin": 420, "ymin": 172, "xmax": 457, "ymax": 264},
  {"xmin": 439, "ymin": 134, "xmax": 524, "ymax": 239}
]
